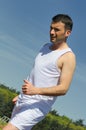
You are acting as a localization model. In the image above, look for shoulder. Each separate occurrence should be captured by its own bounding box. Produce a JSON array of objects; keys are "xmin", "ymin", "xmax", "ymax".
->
[
  {"xmin": 58, "ymin": 50, "xmax": 76, "ymax": 70},
  {"xmin": 63, "ymin": 51, "xmax": 76, "ymax": 65},
  {"xmin": 63, "ymin": 51, "xmax": 76, "ymax": 63}
]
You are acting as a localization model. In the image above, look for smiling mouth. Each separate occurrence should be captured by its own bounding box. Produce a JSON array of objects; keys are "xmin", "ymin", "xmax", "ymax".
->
[
  {"xmin": 50, "ymin": 35, "xmax": 56, "ymax": 38},
  {"xmin": 51, "ymin": 37, "xmax": 56, "ymax": 39}
]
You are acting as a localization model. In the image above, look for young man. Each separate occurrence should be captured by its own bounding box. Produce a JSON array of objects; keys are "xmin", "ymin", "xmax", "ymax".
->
[{"xmin": 3, "ymin": 14, "xmax": 76, "ymax": 130}]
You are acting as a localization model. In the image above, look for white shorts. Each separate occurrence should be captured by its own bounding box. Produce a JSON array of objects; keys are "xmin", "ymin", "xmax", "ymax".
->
[{"xmin": 9, "ymin": 101, "xmax": 45, "ymax": 130}]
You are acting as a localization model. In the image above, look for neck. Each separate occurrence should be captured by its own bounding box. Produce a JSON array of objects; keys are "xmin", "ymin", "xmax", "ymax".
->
[{"xmin": 50, "ymin": 42, "xmax": 69, "ymax": 51}]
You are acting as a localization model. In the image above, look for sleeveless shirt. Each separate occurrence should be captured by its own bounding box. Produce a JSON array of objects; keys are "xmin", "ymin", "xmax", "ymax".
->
[{"xmin": 19, "ymin": 43, "xmax": 72, "ymax": 114}]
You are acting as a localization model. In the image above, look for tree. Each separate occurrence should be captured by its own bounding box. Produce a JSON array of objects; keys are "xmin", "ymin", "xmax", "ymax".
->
[
  {"xmin": 73, "ymin": 119, "xmax": 84, "ymax": 126},
  {"xmin": 49, "ymin": 110, "xmax": 59, "ymax": 116}
]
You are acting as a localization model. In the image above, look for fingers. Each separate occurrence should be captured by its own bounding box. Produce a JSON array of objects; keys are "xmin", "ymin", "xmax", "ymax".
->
[
  {"xmin": 12, "ymin": 96, "xmax": 18, "ymax": 104},
  {"xmin": 22, "ymin": 79, "xmax": 32, "ymax": 94},
  {"xmin": 22, "ymin": 80, "xmax": 31, "ymax": 89},
  {"xmin": 23, "ymin": 79, "xmax": 29, "ymax": 84},
  {"xmin": 22, "ymin": 85, "xmax": 27, "ymax": 94},
  {"xmin": 23, "ymin": 79, "xmax": 28, "ymax": 83},
  {"xmin": 22, "ymin": 85, "xmax": 27, "ymax": 91},
  {"xmin": 22, "ymin": 80, "xmax": 30, "ymax": 94}
]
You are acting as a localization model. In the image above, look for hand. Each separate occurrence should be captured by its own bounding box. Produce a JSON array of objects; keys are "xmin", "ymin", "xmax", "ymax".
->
[
  {"xmin": 22, "ymin": 80, "xmax": 37, "ymax": 95},
  {"xmin": 12, "ymin": 95, "xmax": 18, "ymax": 104}
]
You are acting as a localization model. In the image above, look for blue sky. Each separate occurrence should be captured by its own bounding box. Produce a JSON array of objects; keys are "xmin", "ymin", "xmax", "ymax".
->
[{"xmin": 0, "ymin": 0, "xmax": 86, "ymax": 125}]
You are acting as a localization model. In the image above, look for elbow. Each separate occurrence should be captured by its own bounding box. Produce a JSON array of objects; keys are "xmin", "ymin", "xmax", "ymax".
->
[
  {"xmin": 61, "ymin": 90, "xmax": 67, "ymax": 95},
  {"xmin": 60, "ymin": 88, "xmax": 68, "ymax": 96},
  {"xmin": 55, "ymin": 88, "xmax": 67, "ymax": 96},
  {"xmin": 58, "ymin": 84, "xmax": 69, "ymax": 96},
  {"xmin": 62, "ymin": 87, "xmax": 69, "ymax": 95}
]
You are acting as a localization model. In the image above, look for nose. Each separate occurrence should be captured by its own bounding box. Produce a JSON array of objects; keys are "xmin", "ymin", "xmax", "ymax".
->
[{"xmin": 50, "ymin": 29, "xmax": 55, "ymax": 34}]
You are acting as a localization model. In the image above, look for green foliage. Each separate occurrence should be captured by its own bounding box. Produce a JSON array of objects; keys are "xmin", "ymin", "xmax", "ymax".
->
[
  {"xmin": 0, "ymin": 83, "xmax": 86, "ymax": 130},
  {"xmin": 32, "ymin": 113, "xmax": 86, "ymax": 130},
  {"xmin": 0, "ymin": 84, "xmax": 18, "ymax": 118},
  {"xmin": 73, "ymin": 119, "xmax": 85, "ymax": 126}
]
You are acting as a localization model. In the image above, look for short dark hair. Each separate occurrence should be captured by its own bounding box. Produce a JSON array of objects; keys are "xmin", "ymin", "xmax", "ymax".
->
[{"xmin": 52, "ymin": 14, "xmax": 73, "ymax": 31}]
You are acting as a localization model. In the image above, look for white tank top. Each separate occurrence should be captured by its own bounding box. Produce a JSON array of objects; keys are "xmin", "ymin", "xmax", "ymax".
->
[{"xmin": 19, "ymin": 43, "xmax": 72, "ymax": 114}]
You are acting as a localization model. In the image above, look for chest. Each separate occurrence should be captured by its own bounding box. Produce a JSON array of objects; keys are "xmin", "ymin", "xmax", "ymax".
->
[{"xmin": 34, "ymin": 51, "xmax": 60, "ymax": 73}]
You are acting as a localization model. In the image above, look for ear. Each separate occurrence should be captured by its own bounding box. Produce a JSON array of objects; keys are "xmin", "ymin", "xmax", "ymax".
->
[{"xmin": 66, "ymin": 30, "xmax": 71, "ymax": 37}]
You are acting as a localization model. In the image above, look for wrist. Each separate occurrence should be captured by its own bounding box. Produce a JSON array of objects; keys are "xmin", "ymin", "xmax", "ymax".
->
[{"xmin": 36, "ymin": 87, "xmax": 41, "ymax": 95}]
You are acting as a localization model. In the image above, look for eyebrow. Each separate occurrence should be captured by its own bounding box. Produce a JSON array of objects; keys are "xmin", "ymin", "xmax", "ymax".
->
[{"xmin": 50, "ymin": 26, "xmax": 61, "ymax": 30}]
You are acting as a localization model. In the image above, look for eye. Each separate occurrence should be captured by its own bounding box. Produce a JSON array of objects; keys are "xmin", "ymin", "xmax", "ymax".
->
[
  {"xmin": 54, "ymin": 28, "xmax": 59, "ymax": 32},
  {"xmin": 50, "ymin": 26, "xmax": 59, "ymax": 32}
]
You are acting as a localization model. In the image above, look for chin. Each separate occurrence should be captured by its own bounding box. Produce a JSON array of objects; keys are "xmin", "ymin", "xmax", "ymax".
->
[
  {"xmin": 51, "ymin": 41, "xmax": 57, "ymax": 44},
  {"xmin": 50, "ymin": 39, "xmax": 55, "ymax": 43}
]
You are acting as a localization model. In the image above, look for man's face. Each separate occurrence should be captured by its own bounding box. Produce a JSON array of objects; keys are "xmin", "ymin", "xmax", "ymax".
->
[{"xmin": 50, "ymin": 21, "xmax": 67, "ymax": 44}]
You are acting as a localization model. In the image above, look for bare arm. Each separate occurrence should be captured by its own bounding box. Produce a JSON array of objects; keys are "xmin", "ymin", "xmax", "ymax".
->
[
  {"xmin": 37, "ymin": 52, "xmax": 76, "ymax": 96},
  {"xmin": 22, "ymin": 52, "xmax": 76, "ymax": 96}
]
